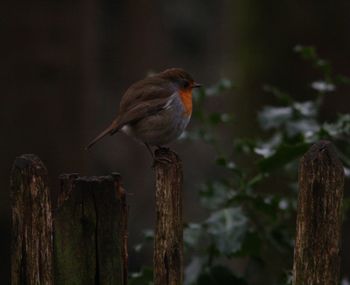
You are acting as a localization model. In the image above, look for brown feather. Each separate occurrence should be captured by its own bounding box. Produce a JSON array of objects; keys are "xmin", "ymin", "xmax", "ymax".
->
[
  {"xmin": 85, "ymin": 118, "xmax": 120, "ymax": 150},
  {"xmin": 119, "ymin": 77, "xmax": 174, "ymax": 113}
]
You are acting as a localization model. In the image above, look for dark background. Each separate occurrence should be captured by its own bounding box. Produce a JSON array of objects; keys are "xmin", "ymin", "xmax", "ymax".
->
[{"xmin": 1, "ymin": 0, "xmax": 350, "ymax": 282}]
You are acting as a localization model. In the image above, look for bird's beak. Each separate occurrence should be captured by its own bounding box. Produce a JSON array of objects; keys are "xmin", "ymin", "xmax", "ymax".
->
[{"xmin": 193, "ymin": 82, "xmax": 202, "ymax": 88}]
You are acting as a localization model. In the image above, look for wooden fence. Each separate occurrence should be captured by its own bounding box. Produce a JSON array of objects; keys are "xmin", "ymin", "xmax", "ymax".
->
[{"xmin": 9, "ymin": 141, "xmax": 344, "ymax": 285}]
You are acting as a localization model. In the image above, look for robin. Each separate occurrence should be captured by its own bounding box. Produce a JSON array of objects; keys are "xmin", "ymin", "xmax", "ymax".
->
[{"xmin": 86, "ymin": 68, "xmax": 201, "ymax": 159}]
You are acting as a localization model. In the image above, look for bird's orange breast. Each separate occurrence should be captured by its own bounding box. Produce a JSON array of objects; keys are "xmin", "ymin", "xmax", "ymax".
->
[{"xmin": 179, "ymin": 89, "xmax": 193, "ymax": 116}]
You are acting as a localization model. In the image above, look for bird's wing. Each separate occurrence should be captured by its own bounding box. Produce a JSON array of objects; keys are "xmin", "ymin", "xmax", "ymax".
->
[
  {"xmin": 115, "ymin": 94, "xmax": 176, "ymax": 130},
  {"xmin": 116, "ymin": 76, "xmax": 176, "ymax": 127},
  {"xmin": 119, "ymin": 76, "xmax": 174, "ymax": 112},
  {"xmin": 85, "ymin": 76, "xmax": 176, "ymax": 150}
]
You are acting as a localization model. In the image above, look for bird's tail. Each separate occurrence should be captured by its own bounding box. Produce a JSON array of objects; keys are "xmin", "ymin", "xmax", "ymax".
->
[{"xmin": 85, "ymin": 119, "xmax": 121, "ymax": 150}]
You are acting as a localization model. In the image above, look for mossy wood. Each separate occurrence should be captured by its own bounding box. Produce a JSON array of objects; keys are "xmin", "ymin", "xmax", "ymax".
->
[
  {"xmin": 11, "ymin": 154, "xmax": 54, "ymax": 285},
  {"xmin": 293, "ymin": 141, "xmax": 344, "ymax": 285},
  {"xmin": 54, "ymin": 173, "xmax": 128, "ymax": 285},
  {"xmin": 153, "ymin": 148, "xmax": 183, "ymax": 285}
]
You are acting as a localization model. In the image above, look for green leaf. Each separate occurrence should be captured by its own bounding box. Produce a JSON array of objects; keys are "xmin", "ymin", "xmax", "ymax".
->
[
  {"xmin": 205, "ymin": 207, "xmax": 248, "ymax": 256},
  {"xmin": 323, "ymin": 114, "xmax": 350, "ymax": 137},
  {"xmin": 247, "ymin": 173, "xmax": 267, "ymax": 188},
  {"xmin": 293, "ymin": 101, "xmax": 317, "ymax": 117},
  {"xmin": 205, "ymin": 79, "xmax": 234, "ymax": 97},
  {"xmin": 258, "ymin": 143, "xmax": 310, "ymax": 172},
  {"xmin": 335, "ymin": 74, "xmax": 350, "ymax": 85},
  {"xmin": 184, "ymin": 223, "xmax": 203, "ymax": 247},
  {"xmin": 215, "ymin": 157, "xmax": 238, "ymax": 171},
  {"xmin": 254, "ymin": 134, "xmax": 282, "ymax": 158},
  {"xmin": 185, "ymin": 257, "xmax": 204, "ymax": 285},
  {"xmin": 285, "ymin": 119, "xmax": 319, "ymax": 138},
  {"xmin": 208, "ymin": 112, "xmax": 233, "ymax": 125},
  {"xmin": 142, "ymin": 229, "xmax": 154, "ymax": 240},
  {"xmin": 294, "ymin": 45, "xmax": 332, "ymax": 77},
  {"xmin": 263, "ymin": 85, "xmax": 294, "ymax": 105},
  {"xmin": 129, "ymin": 267, "xmax": 153, "ymax": 285},
  {"xmin": 294, "ymin": 45, "xmax": 317, "ymax": 60},
  {"xmin": 310, "ymin": 81, "xmax": 335, "ymax": 93},
  {"xmin": 251, "ymin": 194, "xmax": 280, "ymax": 218},
  {"xmin": 258, "ymin": 106, "xmax": 293, "ymax": 130},
  {"xmin": 134, "ymin": 243, "xmax": 143, "ymax": 253},
  {"xmin": 199, "ymin": 182, "xmax": 236, "ymax": 210},
  {"xmin": 234, "ymin": 138, "xmax": 257, "ymax": 154}
]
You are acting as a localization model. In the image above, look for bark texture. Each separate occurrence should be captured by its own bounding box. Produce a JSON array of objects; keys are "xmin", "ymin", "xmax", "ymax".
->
[
  {"xmin": 54, "ymin": 173, "xmax": 128, "ymax": 285},
  {"xmin": 153, "ymin": 148, "xmax": 183, "ymax": 285},
  {"xmin": 11, "ymin": 154, "xmax": 53, "ymax": 285},
  {"xmin": 293, "ymin": 141, "xmax": 344, "ymax": 285}
]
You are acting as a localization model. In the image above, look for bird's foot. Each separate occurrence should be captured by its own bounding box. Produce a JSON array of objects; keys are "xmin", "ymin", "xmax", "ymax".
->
[
  {"xmin": 151, "ymin": 156, "xmax": 173, "ymax": 168},
  {"xmin": 144, "ymin": 143, "xmax": 174, "ymax": 168},
  {"xmin": 156, "ymin": 145, "xmax": 169, "ymax": 151}
]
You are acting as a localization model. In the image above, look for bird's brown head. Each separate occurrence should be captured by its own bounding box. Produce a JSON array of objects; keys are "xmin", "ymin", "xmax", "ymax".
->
[
  {"xmin": 158, "ymin": 68, "xmax": 201, "ymax": 116},
  {"xmin": 159, "ymin": 68, "xmax": 201, "ymax": 91}
]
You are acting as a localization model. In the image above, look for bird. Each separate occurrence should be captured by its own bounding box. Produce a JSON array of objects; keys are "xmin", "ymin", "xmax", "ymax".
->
[{"xmin": 86, "ymin": 68, "xmax": 201, "ymax": 159}]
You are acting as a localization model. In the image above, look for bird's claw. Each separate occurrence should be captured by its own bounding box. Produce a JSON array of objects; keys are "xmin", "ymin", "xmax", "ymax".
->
[{"xmin": 151, "ymin": 156, "xmax": 172, "ymax": 168}]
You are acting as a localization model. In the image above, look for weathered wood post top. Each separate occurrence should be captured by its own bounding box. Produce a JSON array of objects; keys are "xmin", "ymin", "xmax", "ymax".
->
[
  {"xmin": 153, "ymin": 148, "xmax": 184, "ymax": 285},
  {"xmin": 293, "ymin": 140, "xmax": 344, "ymax": 285}
]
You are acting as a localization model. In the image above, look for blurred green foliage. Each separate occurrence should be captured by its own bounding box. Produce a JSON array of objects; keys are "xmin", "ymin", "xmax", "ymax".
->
[{"xmin": 129, "ymin": 46, "xmax": 350, "ymax": 285}]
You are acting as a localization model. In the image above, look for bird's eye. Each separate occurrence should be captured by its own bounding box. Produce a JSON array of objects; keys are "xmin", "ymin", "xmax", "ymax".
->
[{"xmin": 183, "ymin": 80, "xmax": 190, "ymax": 88}]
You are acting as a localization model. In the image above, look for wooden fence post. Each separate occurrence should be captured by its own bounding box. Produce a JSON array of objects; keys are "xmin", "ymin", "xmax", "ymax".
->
[
  {"xmin": 54, "ymin": 173, "xmax": 128, "ymax": 285},
  {"xmin": 293, "ymin": 141, "xmax": 344, "ymax": 285},
  {"xmin": 153, "ymin": 148, "xmax": 183, "ymax": 285},
  {"xmin": 11, "ymin": 154, "xmax": 53, "ymax": 284}
]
